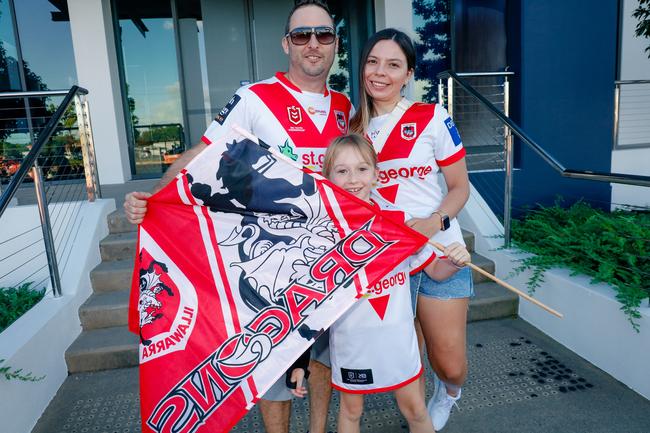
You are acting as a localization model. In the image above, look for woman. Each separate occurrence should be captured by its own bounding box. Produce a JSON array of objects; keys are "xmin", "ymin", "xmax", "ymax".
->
[{"xmin": 349, "ymin": 28, "xmax": 472, "ymax": 431}]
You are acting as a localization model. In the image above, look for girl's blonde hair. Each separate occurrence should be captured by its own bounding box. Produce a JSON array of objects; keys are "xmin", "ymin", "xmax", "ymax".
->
[{"xmin": 322, "ymin": 134, "xmax": 377, "ymax": 178}]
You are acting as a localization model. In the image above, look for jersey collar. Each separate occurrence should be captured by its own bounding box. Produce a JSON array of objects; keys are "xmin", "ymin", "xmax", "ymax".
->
[{"xmin": 275, "ymin": 72, "xmax": 330, "ymax": 97}]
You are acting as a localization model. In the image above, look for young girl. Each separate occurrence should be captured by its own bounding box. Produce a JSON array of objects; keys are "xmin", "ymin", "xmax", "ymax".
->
[{"xmin": 288, "ymin": 134, "xmax": 469, "ymax": 433}]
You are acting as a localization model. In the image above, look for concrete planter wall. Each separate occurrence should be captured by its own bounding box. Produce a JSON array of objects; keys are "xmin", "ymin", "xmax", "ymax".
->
[
  {"xmin": 0, "ymin": 199, "xmax": 115, "ymax": 433},
  {"xmin": 459, "ymin": 184, "xmax": 650, "ymax": 400}
]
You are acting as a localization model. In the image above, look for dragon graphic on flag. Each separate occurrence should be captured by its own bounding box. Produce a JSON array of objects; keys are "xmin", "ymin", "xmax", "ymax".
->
[{"xmin": 129, "ymin": 128, "xmax": 428, "ymax": 432}]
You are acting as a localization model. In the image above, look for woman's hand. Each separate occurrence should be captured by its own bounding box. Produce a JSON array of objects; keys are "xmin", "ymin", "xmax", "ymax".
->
[
  {"xmin": 124, "ymin": 191, "xmax": 152, "ymax": 225},
  {"xmin": 444, "ymin": 242, "xmax": 470, "ymax": 267},
  {"xmin": 288, "ymin": 368, "xmax": 308, "ymax": 398},
  {"xmin": 405, "ymin": 214, "xmax": 441, "ymax": 239}
]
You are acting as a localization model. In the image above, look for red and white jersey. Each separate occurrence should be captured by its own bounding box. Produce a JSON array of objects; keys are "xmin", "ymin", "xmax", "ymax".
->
[
  {"xmin": 368, "ymin": 100, "xmax": 466, "ymax": 252},
  {"xmin": 329, "ymin": 203, "xmax": 433, "ymax": 394},
  {"xmin": 201, "ymin": 72, "xmax": 352, "ymax": 171}
]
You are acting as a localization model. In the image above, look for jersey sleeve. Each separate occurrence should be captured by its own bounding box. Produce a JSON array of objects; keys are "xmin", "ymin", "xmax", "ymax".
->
[
  {"xmin": 200, "ymin": 87, "xmax": 252, "ymax": 145},
  {"xmin": 431, "ymin": 105, "xmax": 466, "ymax": 167},
  {"xmin": 409, "ymin": 243, "xmax": 437, "ymax": 275}
]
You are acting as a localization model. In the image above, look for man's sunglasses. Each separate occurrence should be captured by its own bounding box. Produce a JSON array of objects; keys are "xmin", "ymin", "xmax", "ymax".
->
[{"xmin": 285, "ymin": 26, "xmax": 336, "ymax": 46}]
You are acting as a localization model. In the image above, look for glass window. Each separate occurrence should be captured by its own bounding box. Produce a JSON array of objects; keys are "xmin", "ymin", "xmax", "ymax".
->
[
  {"xmin": 13, "ymin": 0, "xmax": 77, "ymax": 90},
  {"xmin": 0, "ymin": 0, "xmax": 20, "ymax": 91},
  {"xmin": 412, "ymin": 0, "xmax": 451, "ymax": 103},
  {"xmin": 114, "ymin": 0, "xmax": 186, "ymax": 177}
]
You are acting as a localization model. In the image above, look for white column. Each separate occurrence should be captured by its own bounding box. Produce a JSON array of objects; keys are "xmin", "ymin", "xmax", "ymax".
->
[
  {"xmin": 374, "ymin": 0, "xmax": 415, "ymax": 36},
  {"xmin": 67, "ymin": 0, "xmax": 131, "ymax": 185}
]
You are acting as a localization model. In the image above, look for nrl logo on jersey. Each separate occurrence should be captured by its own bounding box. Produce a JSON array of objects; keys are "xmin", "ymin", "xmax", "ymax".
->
[
  {"xmin": 335, "ymin": 110, "xmax": 347, "ymax": 132},
  {"xmin": 401, "ymin": 123, "xmax": 416, "ymax": 140},
  {"xmin": 287, "ymin": 105, "xmax": 303, "ymax": 125}
]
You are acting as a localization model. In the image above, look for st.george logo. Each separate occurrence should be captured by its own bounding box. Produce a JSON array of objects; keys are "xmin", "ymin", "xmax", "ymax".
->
[
  {"xmin": 287, "ymin": 105, "xmax": 302, "ymax": 125},
  {"xmin": 400, "ymin": 123, "xmax": 416, "ymax": 140}
]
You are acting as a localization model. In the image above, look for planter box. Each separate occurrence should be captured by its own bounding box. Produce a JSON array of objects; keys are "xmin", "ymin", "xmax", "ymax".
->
[
  {"xmin": 459, "ymin": 184, "xmax": 650, "ymax": 400},
  {"xmin": 0, "ymin": 199, "xmax": 115, "ymax": 433}
]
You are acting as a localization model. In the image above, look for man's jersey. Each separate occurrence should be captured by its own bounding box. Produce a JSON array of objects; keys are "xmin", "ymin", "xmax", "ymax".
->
[
  {"xmin": 329, "ymin": 203, "xmax": 434, "ymax": 393},
  {"xmin": 367, "ymin": 101, "xmax": 466, "ymax": 252},
  {"xmin": 201, "ymin": 72, "xmax": 353, "ymax": 171}
]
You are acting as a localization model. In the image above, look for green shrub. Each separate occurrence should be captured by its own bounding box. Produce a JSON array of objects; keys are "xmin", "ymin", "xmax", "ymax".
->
[
  {"xmin": 511, "ymin": 201, "xmax": 650, "ymax": 331},
  {"xmin": 0, "ymin": 283, "xmax": 46, "ymax": 333}
]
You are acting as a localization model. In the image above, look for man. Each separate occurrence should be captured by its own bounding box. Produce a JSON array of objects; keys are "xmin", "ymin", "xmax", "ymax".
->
[{"xmin": 124, "ymin": 2, "xmax": 351, "ymax": 433}]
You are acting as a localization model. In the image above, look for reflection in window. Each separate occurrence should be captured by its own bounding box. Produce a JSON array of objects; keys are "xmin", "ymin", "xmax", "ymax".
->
[
  {"xmin": 114, "ymin": 0, "xmax": 185, "ymax": 177},
  {"xmin": 412, "ymin": 0, "xmax": 451, "ymax": 103},
  {"xmin": 1, "ymin": 0, "xmax": 79, "ymax": 184},
  {"xmin": 13, "ymin": 0, "xmax": 77, "ymax": 90},
  {"xmin": 0, "ymin": 0, "xmax": 20, "ymax": 91},
  {"xmin": 329, "ymin": 18, "xmax": 350, "ymax": 95}
]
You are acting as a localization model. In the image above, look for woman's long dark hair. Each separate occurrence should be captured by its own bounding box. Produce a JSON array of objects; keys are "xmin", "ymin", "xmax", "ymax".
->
[{"xmin": 349, "ymin": 28, "xmax": 416, "ymax": 134}]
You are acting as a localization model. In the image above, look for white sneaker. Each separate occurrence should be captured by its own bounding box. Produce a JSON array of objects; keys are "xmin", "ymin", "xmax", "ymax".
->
[{"xmin": 427, "ymin": 376, "xmax": 461, "ymax": 431}]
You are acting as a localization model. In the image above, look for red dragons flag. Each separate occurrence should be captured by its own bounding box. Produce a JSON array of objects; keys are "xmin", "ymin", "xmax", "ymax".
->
[{"xmin": 129, "ymin": 129, "xmax": 428, "ymax": 432}]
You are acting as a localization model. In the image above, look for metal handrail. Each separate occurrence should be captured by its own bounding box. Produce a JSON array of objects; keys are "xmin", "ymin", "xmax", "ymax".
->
[
  {"xmin": 0, "ymin": 89, "xmax": 82, "ymax": 98},
  {"xmin": 456, "ymin": 71, "xmax": 515, "ymax": 78},
  {"xmin": 0, "ymin": 86, "xmax": 97, "ymax": 297},
  {"xmin": 615, "ymin": 79, "xmax": 650, "ymax": 85},
  {"xmin": 438, "ymin": 71, "xmax": 650, "ymax": 188}
]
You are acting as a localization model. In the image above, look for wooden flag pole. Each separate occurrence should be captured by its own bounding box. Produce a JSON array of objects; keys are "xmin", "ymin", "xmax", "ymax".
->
[
  {"xmin": 428, "ymin": 240, "xmax": 564, "ymax": 319},
  {"xmin": 232, "ymin": 123, "xmax": 563, "ymax": 318}
]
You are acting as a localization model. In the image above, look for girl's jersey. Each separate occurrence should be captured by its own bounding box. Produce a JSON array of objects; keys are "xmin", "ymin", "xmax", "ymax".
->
[
  {"xmin": 367, "ymin": 100, "xmax": 466, "ymax": 253},
  {"xmin": 329, "ymin": 202, "xmax": 434, "ymax": 393}
]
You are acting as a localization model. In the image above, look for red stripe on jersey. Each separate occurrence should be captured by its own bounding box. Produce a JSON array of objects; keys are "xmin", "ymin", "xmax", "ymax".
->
[
  {"xmin": 436, "ymin": 147, "xmax": 466, "ymax": 166},
  {"xmin": 410, "ymin": 252, "xmax": 437, "ymax": 276},
  {"xmin": 249, "ymin": 80, "xmax": 351, "ymax": 149},
  {"xmin": 274, "ymin": 71, "xmax": 329, "ymax": 96},
  {"xmin": 376, "ymin": 103, "xmax": 436, "ymax": 162},
  {"xmin": 331, "ymin": 366, "xmax": 423, "ymax": 394},
  {"xmin": 201, "ymin": 135, "xmax": 212, "ymax": 145}
]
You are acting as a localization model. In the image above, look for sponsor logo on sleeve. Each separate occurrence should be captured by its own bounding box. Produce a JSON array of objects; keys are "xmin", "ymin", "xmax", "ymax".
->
[
  {"xmin": 400, "ymin": 123, "xmax": 416, "ymax": 140},
  {"xmin": 215, "ymin": 94, "xmax": 241, "ymax": 125},
  {"xmin": 444, "ymin": 117, "xmax": 462, "ymax": 146}
]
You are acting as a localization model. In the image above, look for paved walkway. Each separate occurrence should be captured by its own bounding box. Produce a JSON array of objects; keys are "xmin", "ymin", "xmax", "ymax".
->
[{"xmin": 33, "ymin": 318, "xmax": 650, "ymax": 433}]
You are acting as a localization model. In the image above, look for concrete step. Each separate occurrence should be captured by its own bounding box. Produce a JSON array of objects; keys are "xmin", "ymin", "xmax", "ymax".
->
[
  {"xmin": 79, "ymin": 290, "xmax": 129, "ymax": 330},
  {"xmin": 469, "ymin": 252, "xmax": 495, "ymax": 283},
  {"xmin": 468, "ymin": 281, "xmax": 518, "ymax": 322},
  {"xmin": 65, "ymin": 326, "xmax": 138, "ymax": 373},
  {"xmin": 107, "ymin": 209, "xmax": 137, "ymax": 234},
  {"xmin": 100, "ymin": 231, "xmax": 137, "ymax": 262},
  {"xmin": 90, "ymin": 259, "xmax": 133, "ymax": 293},
  {"xmin": 461, "ymin": 229, "xmax": 475, "ymax": 252}
]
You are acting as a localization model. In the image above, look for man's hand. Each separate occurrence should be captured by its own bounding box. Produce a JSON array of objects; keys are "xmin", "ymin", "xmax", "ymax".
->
[
  {"xmin": 124, "ymin": 191, "xmax": 152, "ymax": 225},
  {"xmin": 405, "ymin": 213, "xmax": 441, "ymax": 239},
  {"xmin": 288, "ymin": 368, "xmax": 308, "ymax": 398}
]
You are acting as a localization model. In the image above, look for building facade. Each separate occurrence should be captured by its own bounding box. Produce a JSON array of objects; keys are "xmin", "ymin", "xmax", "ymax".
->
[{"xmin": 0, "ymin": 0, "xmax": 648, "ymax": 208}]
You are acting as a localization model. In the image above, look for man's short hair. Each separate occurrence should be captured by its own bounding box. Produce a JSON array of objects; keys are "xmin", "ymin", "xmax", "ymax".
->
[{"xmin": 284, "ymin": 0, "xmax": 333, "ymax": 34}]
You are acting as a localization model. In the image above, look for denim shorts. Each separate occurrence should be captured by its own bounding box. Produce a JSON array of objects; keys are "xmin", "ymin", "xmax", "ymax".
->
[
  {"xmin": 409, "ymin": 267, "xmax": 474, "ymax": 314},
  {"xmin": 262, "ymin": 329, "xmax": 330, "ymax": 401}
]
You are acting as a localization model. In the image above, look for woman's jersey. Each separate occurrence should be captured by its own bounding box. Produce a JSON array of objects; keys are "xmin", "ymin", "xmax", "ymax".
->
[{"xmin": 367, "ymin": 100, "xmax": 466, "ymax": 252}]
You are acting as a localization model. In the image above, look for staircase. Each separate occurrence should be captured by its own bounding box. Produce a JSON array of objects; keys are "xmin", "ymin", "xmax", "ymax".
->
[{"xmin": 64, "ymin": 210, "xmax": 518, "ymax": 373}]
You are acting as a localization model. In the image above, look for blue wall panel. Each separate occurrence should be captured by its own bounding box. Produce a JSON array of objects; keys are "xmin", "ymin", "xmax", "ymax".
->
[{"xmin": 502, "ymin": 0, "xmax": 618, "ymax": 213}]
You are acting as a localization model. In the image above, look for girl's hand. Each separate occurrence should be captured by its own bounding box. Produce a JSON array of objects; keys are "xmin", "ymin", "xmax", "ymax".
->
[
  {"xmin": 288, "ymin": 369, "xmax": 308, "ymax": 398},
  {"xmin": 405, "ymin": 214, "xmax": 441, "ymax": 239},
  {"xmin": 124, "ymin": 191, "xmax": 152, "ymax": 225},
  {"xmin": 444, "ymin": 242, "xmax": 470, "ymax": 267}
]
